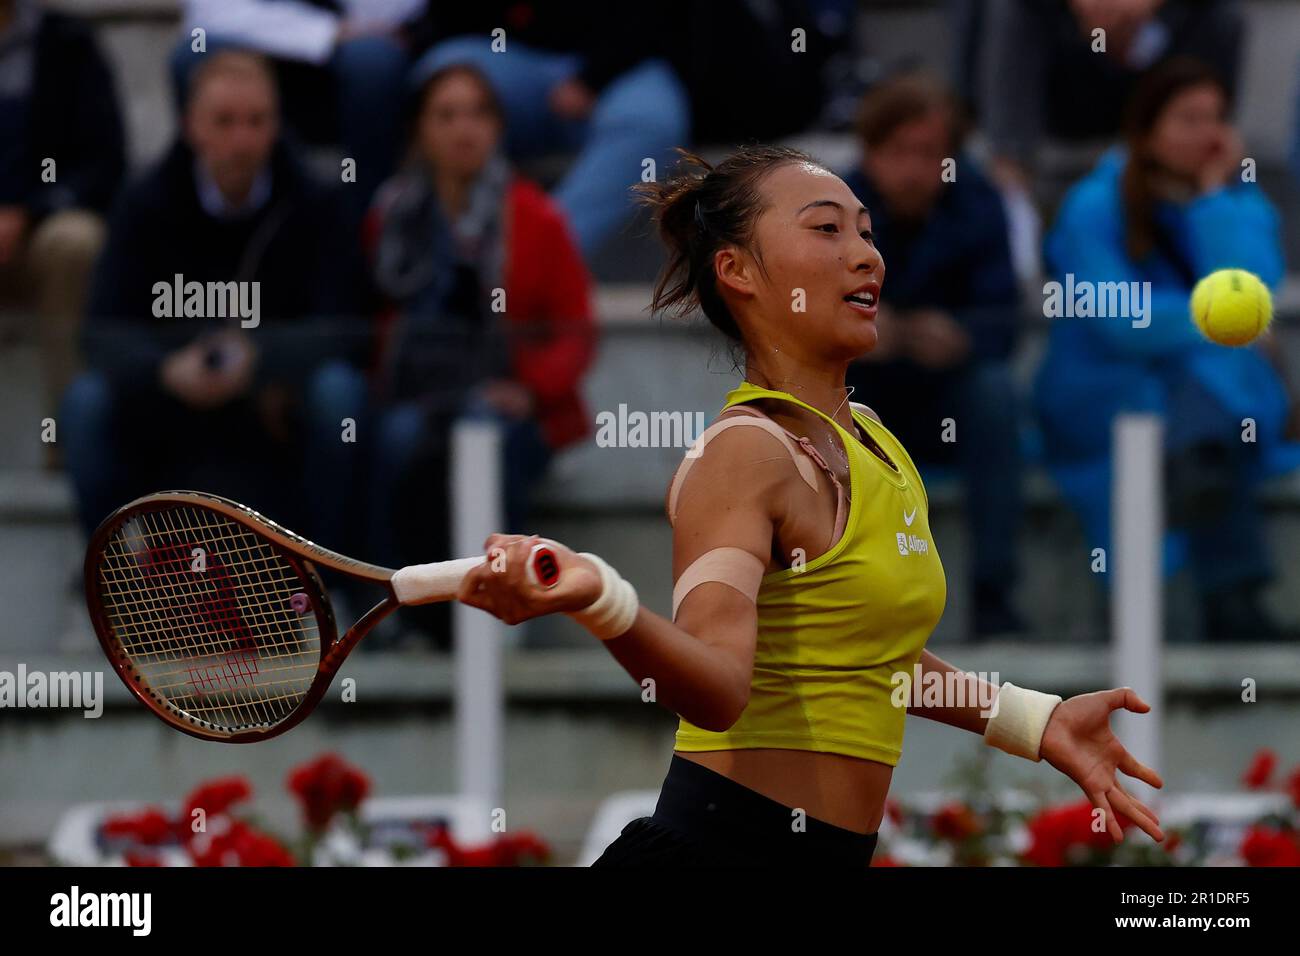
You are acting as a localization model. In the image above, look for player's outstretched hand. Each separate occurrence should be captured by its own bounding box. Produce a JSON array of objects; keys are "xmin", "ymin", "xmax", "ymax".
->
[
  {"xmin": 456, "ymin": 533, "xmax": 604, "ymax": 625},
  {"xmin": 1039, "ymin": 687, "xmax": 1166, "ymax": 844}
]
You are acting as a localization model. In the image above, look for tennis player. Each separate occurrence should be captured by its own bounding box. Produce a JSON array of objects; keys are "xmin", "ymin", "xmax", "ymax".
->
[{"xmin": 456, "ymin": 145, "xmax": 1165, "ymax": 867}]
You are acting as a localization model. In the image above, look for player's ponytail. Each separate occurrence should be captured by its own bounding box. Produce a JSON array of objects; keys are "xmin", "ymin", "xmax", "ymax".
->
[{"xmin": 635, "ymin": 145, "xmax": 823, "ymax": 347}]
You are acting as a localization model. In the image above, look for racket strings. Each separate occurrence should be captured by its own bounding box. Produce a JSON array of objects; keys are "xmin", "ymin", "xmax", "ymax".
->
[{"xmin": 95, "ymin": 505, "xmax": 323, "ymax": 733}]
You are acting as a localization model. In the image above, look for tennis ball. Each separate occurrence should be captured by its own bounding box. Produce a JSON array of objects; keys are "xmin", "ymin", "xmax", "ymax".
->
[{"xmin": 1190, "ymin": 268, "xmax": 1273, "ymax": 347}]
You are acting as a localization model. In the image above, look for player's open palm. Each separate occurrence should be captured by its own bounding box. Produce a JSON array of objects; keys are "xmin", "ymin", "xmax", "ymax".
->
[
  {"xmin": 1039, "ymin": 687, "xmax": 1166, "ymax": 844},
  {"xmin": 457, "ymin": 534, "xmax": 604, "ymax": 625}
]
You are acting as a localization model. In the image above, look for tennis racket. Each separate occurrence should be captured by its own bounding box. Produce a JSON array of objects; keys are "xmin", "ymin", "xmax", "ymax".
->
[{"xmin": 84, "ymin": 490, "xmax": 560, "ymax": 743}]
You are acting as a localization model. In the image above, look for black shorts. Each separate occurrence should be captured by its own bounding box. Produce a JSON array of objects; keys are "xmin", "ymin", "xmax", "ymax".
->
[{"xmin": 591, "ymin": 754, "xmax": 878, "ymax": 868}]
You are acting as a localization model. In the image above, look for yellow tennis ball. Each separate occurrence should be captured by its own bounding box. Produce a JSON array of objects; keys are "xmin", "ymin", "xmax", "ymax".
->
[{"xmin": 1190, "ymin": 268, "xmax": 1273, "ymax": 347}]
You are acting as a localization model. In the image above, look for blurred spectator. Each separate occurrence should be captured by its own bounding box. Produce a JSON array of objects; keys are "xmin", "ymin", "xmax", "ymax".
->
[
  {"xmin": 979, "ymin": 0, "xmax": 1243, "ymax": 193},
  {"xmin": 1293, "ymin": 56, "xmax": 1300, "ymax": 188},
  {"xmin": 63, "ymin": 51, "xmax": 368, "ymax": 543},
  {"xmin": 840, "ymin": 72, "xmax": 1026, "ymax": 640},
  {"xmin": 0, "ymin": 0, "xmax": 125, "ymax": 450},
  {"xmin": 172, "ymin": 0, "xmax": 423, "ymax": 210},
  {"xmin": 669, "ymin": 0, "xmax": 852, "ymax": 142},
  {"xmin": 336, "ymin": 63, "xmax": 594, "ymax": 587},
  {"xmin": 1033, "ymin": 58, "xmax": 1300, "ymax": 642},
  {"xmin": 946, "ymin": 0, "xmax": 984, "ymax": 121},
  {"xmin": 410, "ymin": 2, "xmax": 689, "ymax": 258}
]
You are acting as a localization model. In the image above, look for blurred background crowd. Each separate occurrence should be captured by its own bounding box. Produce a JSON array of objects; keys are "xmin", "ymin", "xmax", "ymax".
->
[{"xmin": 3, "ymin": 0, "xmax": 1300, "ymax": 652}]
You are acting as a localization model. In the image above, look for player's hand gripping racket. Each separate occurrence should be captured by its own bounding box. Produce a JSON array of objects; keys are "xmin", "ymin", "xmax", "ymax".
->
[{"xmin": 84, "ymin": 491, "xmax": 561, "ymax": 742}]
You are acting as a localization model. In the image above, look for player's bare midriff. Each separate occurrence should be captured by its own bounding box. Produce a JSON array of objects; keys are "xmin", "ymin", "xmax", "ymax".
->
[{"xmin": 676, "ymin": 748, "xmax": 893, "ymax": 834}]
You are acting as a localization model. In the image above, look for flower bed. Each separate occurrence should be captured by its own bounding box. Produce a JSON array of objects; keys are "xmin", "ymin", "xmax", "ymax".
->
[
  {"xmin": 871, "ymin": 748, "xmax": 1299, "ymax": 867},
  {"xmin": 49, "ymin": 753, "xmax": 550, "ymax": 867}
]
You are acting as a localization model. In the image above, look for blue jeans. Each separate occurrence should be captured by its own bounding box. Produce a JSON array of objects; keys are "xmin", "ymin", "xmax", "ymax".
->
[
  {"xmin": 61, "ymin": 370, "xmax": 305, "ymax": 538},
  {"xmin": 61, "ymin": 371, "xmax": 124, "ymax": 537},
  {"xmin": 369, "ymin": 400, "xmax": 552, "ymax": 567},
  {"xmin": 303, "ymin": 360, "xmax": 372, "ymax": 555},
  {"xmin": 413, "ymin": 39, "xmax": 690, "ymax": 258},
  {"xmin": 306, "ymin": 363, "xmax": 554, "ymax": 569}
]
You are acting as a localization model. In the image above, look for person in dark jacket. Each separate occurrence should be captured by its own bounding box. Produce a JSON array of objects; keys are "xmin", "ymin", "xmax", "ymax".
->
[
  {"xmin": 170, "ymin": 0, "xmax": 422, "ymax": 213},
  {"xmin": 0, "ymin": 0, "xmax": 125, "ymax": 435},
  {"xmin": 841, "ymin": 72, "xmax": 1026, "ymax": 640},
  {"xmin": 62, "ymin": 50, "xmax": 368, "ymax": 544}
]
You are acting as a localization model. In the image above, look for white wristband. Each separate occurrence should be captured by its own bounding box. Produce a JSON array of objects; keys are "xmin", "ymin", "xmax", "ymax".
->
[
  {"xmin": 983, "ymin": 682, "xmax": 1062, "ymax": 761},
  {"xmin": 567, "ymin": 552, "xmax": 638, "ymax": 641}
]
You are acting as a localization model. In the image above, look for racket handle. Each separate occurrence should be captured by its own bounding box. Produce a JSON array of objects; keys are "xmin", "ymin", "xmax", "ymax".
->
[
  {"xmin": 390, "ymin": 545, "xmax": 561, "ymax": 605},
  {"xmin": 391, "ymin": 557, "xmax": 484, "ymax": 605}
]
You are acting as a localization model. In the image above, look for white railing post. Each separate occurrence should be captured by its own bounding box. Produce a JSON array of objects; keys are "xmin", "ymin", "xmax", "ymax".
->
[
  {"xmin": 1111, "ymin": 413, "xmax": 1163, "ymax": 804},
  {"xmin": 450, "ymin": 418, "xmax": 506, "ymax": 807}
]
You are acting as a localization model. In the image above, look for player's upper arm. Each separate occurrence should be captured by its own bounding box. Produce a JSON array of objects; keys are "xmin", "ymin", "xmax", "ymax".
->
[{"xmin": 665, "ymin": 422, "xmax": 791, "ymax": 679}]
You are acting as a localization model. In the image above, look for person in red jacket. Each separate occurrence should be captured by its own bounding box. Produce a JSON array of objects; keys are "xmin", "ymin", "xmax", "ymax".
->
[{"xmin": 340, "ymin": 61, "xmax": 595, "ymax": 616}]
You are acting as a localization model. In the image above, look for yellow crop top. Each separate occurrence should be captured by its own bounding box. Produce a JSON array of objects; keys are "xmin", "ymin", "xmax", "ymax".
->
[{"xmin": 673, "ymin": 381, "xmax": 948, "ymax": 767}]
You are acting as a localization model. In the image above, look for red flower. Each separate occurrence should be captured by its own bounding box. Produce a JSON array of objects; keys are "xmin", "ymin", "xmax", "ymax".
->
[
  {"xmin": 425, "ymin": 825, "xmax": 550, "ymax": 866},
  {"xmin": 885, "ymin": 799, "xmax": 904, "ymax": 827},
  {"xmin": 1239, "ymin": 826, "xmax": 1300, "ymax": 867},
  {"xmin": 232, "ymin": 827, "xmax": 296, "ymax": 867},
  {"xmin": 187, "ymin": 820, "xmax": 245, "ymax": 867},
  {"xmin": 1023, "ymin": 800, "xmax": 1133, "ymax": 867},
  {"xmin": 1241, "ymin": 750, "xmax": 1277, "ymax": 790},
  {"xmin": 187, "ymin": 820, "xmax": 295, "ymax": 867},
  {"xmin": 1285, "ymin": 767, "xmax": 1300, "ymax": 810},
  {"xmin": 495, "ymin": 832, "xmax": 551, "ymax": 866},
  {"xmin": 931, "ymin": 802, "xmax": 983, "ymax": 842},
  {"xmin": 425, "ymin": 824, "xmax": 469, "ymax": 865},
  {"xmin": 287, "ymin": 753, "xmax": 371, "ymax": 832},
  {"xmin": 102, "ymin": 808, "xmax": 175, "ymax": 846},
  {"xmin": 871, "ymin": 854, "xmax": 902, "ymax": 867},
  {"xmin": 181, "ymin": 777, "xmax": 253, "ymax": 837},
  {"xmin": 1163, "ymin": 832, "xmax": 1182, "ymax": 854},
  {"xmin": 124, "ymin": 851, "xmax": 163, "ymax": 867},
  {"xmin": 456, "ymin": 847, "xmax": 503, "ymax": 866}
]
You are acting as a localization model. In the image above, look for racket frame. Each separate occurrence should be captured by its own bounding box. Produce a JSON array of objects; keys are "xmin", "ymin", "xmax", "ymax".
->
[{"xmin": 86, "ymin": 490, "xmax": 401, "ymax": 743}]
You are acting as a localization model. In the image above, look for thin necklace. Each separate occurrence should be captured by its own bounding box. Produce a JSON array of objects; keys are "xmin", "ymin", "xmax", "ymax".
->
[
  {"xmin": 745, "ymin": 376, "xmax": 855, "ymax": 421},
  {"xmin": 745, "ymin": 375, "xmax": 899, "ymax": 472},
  {"xmin": 744, "ymin": 376, "xmax": 856, "ymax": 466}
]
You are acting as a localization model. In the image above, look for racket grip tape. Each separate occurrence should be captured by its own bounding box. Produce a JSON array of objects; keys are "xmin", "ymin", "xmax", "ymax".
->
[
  {"xmin": 391, "ymin": 546, "xmax": 561, "ymax": 605},
  {"xmin": 391, "ymin": 556, "xmax": 485, "ymax": 605}
]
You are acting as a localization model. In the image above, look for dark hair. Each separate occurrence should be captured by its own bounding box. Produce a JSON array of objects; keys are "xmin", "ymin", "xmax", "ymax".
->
[
  {"xmin": 1121, "ymin": 57, "xmax": 1229, "ymax": 261},
  {"xmin": 409, "ymin": 63, "xmax": 505, "ymax": 135},
  {"xmin": 855, "ymin": 70, "xmax": 965, "ymax": 154},
  {"xmin": 186, "ymin": 49, "xmax": 278, "ymax": 112},
  {"xmin": 636, "ymin": 145, "xmax": 825, "ymax": 345}
]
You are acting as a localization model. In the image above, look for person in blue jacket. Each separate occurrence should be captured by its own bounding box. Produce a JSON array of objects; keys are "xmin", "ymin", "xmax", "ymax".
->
[{"xmin": 1034, "ymin": 56, "xmax": 1300, "ymax": 642}]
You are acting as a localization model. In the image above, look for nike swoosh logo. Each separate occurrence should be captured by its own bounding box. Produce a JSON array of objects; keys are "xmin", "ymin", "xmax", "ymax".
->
[{"xmin": 903, "ymin": 507, "xmax": 917, "ymax": 526}]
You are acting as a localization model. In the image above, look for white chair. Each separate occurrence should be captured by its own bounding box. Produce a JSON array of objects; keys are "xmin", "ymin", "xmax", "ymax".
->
[{"xmin": 575, "ymin": 790, "xmax": 659, "ymax": 867}]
